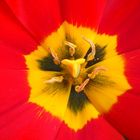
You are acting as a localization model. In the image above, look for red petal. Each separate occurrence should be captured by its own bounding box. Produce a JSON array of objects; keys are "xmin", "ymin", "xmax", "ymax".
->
[
  {"xmin": 117, "ymin": 7, "xmax": 140, "ymax": 54},
  {"xmin": 56, "ymin": 117, "xmax": 124, "ymax": 140},
  {"xmin": 0, "ymin": 43, "xmax": 27, "ymax": 69},
  {"xmin": 124, "ymin": 49, "xmax": 140, "ymax": 94},
  {"xmin": 0, "ymin": 70, "xmax": 29, "ymax": 113},
  {"xmin": 0, "ymin": 1, "xmax": 37, "ymax": 54},
  {"xmin": 106, "ymin": 92, "xmax": 140, "ymax": 140},
  {"xmin": 105, "ymin": 50, "xmax": 140, "ymax": 139},
  {"xmin": 98, "ymin": 0, "xmax": 140, "ymax": 53},
  {"xmin": 0, "ymin": 69, "xmax": 70, "ymax": 140},
  {"xmin": 59, "ymin": 0, "xmax": 107, "ymax": 29},
  {"xmin": 0, "ymin": 103, "xmax": 63, "ymax": 140},
  {"xmin": 5, "ymin": 0, "xmax": 62, "ymax": 41}
]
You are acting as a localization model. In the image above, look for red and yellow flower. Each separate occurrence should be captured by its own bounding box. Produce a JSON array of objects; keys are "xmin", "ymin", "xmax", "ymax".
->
[{"xmin": 0, "ymin": 0, "xmax": 140, "ymax": 140}]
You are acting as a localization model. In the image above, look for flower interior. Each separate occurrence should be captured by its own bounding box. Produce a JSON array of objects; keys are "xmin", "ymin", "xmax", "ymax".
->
[{"xmin": 25, "ymin": 21, "xmax": 131, "ymax": 131}]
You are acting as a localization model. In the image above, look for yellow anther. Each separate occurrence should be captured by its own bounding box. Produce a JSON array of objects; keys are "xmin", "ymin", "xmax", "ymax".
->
[
  {"xmin": 64, "ymin": 41, "xmax": 77, "ymax": 56},
  {"xmin": 75, "ymin": 78, "xmax": 90, "ymax": 93},
  {"xmin": 88, "ymin": 66, "xmax": 107, "ymax": 79},
  {"xmin": 44, "ymin": 76, "xmax": 64, "ymax": 84},
  {"xmin": 82, "ymin": 36, "xmax": 96, "ymax": 61},
  {"xmin": 61, "ymin": 58, "xmax": 85, "ymax": 78}
]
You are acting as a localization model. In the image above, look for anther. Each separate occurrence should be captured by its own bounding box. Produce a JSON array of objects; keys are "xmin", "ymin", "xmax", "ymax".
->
[
  {"xmin": 48, "ymin": 48, "xmax": 60, "ymax": 65},
  {"xmin": 88, "ymin": 66, "xmax": 107, "ymax": 79},
  {"xmin": 82, "ymin": 36, "xmax": 96, "ymax": 61},
  {"xmin": 44, "ymin": 76, "xmax": 64, "ymax": 84},
  {"xmin": 75, "ymin": 78, "xmax": 90, "ymax": 93},
  {"xmin": 75, "ymin": 66, "xmax": 107, "ymax": 93},
  {"xmin": 64, "ymin": 41, "xmax": 77, "ymax": 56}
]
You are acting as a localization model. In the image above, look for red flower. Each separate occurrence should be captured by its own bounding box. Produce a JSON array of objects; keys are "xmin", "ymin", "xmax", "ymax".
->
[{"xmin": 0, "ymin": 0, "xmax": 140, "ymax": 140}]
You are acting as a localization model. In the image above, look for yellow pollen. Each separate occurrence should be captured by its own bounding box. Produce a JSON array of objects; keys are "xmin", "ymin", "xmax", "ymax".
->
[{"xmin": 61, "ymin": 58, "xmax": 85, "ymax": 78}]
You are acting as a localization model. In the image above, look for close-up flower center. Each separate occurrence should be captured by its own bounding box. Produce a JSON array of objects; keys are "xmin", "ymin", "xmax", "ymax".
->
[
  {"xmin": 25, "ymin": 21, "xmax": 131, "ymax": 130},
  {"xmin": 1, "ymin": 0, "xmax": 140, "ymax": 139},
  {"xmin": 44, "ymin": 38, "xmax": 106, "ymax": 93}
]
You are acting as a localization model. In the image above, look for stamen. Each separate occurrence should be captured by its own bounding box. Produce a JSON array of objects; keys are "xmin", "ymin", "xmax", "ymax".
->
[
  {"xmin": 75, "ymin": 66, "xmax": 107, "ymax": 93},
  {"xmin": 88, "ymin": 66, "xmax": 107, "ymax": 79},
  {"xmin": 44, "ymin": 76, "xmax": 64, "ymax": 84},
  {"xmin": 64, "ymin": 41, "xmax": 77, "ymax": 56},
  {"xmin": 82, "ymin": 36, "xmax": 96, "ymax": 61},
  {"xmin": 75, "ymin": 78, "xmax": 90, "ymax": 93},
  {"xmin": 47, "ymin": 48, "xmax": 60, "ymax": 65}
]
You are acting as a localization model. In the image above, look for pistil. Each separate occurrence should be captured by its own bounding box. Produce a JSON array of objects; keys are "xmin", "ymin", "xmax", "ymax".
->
[{"xmin": 61, "ymin": 58, "xmax": 85, "ymax": 78}]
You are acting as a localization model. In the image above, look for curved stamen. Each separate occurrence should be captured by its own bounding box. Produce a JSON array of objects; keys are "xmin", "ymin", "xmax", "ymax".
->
[
  {"xmin": 75, "ymin": 66, "xmax": 107, "ymax": 93},
  {"xmin": 47, "ymin": 48, "xmax": 60, "ymax": 65},
  {"xmin": 88, "ymin": 66, "xmax": 107, "ymax": 79},
  {"xmin": 44, "ymin": 76, "xmax": 64, "ymax": 84},
  {"xmin": 75, "ymin": 78, "xmax": 90, "ymax": 93},
  {"xmin": 64, "ymin": 40, "xmax": 77, "ymax": 56},
  {"xmin": 82, "ymin": 36, "xmax": 96, "ymax": 61}
]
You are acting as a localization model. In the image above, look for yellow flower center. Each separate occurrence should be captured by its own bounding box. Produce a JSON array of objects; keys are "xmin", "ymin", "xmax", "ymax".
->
[
  {"xmin": 25, "ymin": 21, "xmax": 131, "ymax": 131},
  {"xmin": 44, "ymin": 38, "xmax": 106, "ymax": 93}
]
